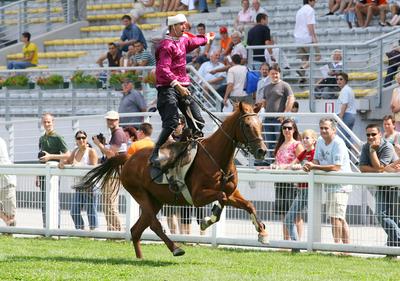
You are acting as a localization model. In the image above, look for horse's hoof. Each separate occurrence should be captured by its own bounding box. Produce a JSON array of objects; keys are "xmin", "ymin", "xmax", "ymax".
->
[
  {"xmin": 200, "ymin": 217, "xmax": 211, "ymax": 231},
  {"xmin": 258, "ymin": 233, "xmax": 269, "ymax": 244},
  {"xmin": 173, "ymin": 248, "xmax": 185, "ymax": 257}
]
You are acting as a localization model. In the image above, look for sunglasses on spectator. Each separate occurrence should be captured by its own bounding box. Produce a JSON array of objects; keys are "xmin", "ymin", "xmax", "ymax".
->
[
  {"xmin": 76, "ymin": 136, "xmax": 87, "ymax": 140},
  {"xmin": 366, "ymin": 133, "xmax": 378, "ymax": 137},
  {"xmin": 282, "ymin": 126, "xmax": 293, "ymax": 131},
  {"xmin": 336, "ymin": 77, "xmax": 344, "ymax": 81}
]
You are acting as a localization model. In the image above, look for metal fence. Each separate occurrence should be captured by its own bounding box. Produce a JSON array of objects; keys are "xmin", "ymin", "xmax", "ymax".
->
[
  {"xmin": 0, "ymin": 65, "xmax": 222, "ymax": 118},
  {"xmin": 0, "ymin": 164, "xmax": 399, "ymax": 256},
  {"xmin": 247, "ymin": 28, "xmax": 400, "ymax": 111},
  {"xmin": 0, "ymin": 0, "xmax": 76, "ymax": 49}
]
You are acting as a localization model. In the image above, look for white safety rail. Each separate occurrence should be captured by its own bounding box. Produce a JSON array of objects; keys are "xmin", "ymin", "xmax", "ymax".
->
[
  {"xmin": 0, "ymin": 112, "xmax": 361, "ymax": 168},
  {"xmin": 0, "ymin": 0, "xmax": 75, "ymax": 49},
  {"xmin": 0, "ymin": 164, "xmax": 399, "ymax": 256},
  {"xmin": 247, "ymin": 28, "xmax": 400, "ymax": 111}
]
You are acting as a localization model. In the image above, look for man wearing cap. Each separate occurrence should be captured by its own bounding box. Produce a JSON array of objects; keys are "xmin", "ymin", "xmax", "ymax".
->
[
  {"xmin": 93, "ymin": 111, "xmax": 127, "ymax": 231},
  {"xmin": 118, "ymin": 79, "xmax": 147, "ymax": 127},
  {"xmin": 150, "ymin": 13, "xmax": 215, "ymax": 168},
  {"xmin": 219, "ymin": 26, "xmax": 232, "ymax": 58}
]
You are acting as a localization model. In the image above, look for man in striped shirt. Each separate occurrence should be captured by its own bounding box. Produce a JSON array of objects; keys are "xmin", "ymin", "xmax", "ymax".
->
[{"xmin": 131, "ymin": 41, "xmax": 155, "ymax": 66}]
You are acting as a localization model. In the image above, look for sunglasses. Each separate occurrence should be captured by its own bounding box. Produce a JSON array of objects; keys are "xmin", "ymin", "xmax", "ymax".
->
[
  {"xmin": 76, "ymin": 136, "xmax": 87, "ymax": 140},
  {"xmin": 366, "ymin": 133, "xmax": 378, "ymax": 137},
  {"xmin": 282, "ymin": 126, "xmax": 293, "ymax": 131},
  {"xmin": 336, "ymin": 77, "xmax": 344, "ymax": 81}
]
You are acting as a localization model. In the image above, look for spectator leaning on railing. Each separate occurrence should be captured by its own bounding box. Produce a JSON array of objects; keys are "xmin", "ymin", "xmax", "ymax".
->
[
  {"xmin": 0, "ymin": 137, "xmax": 17, "ymax": 227},
  {"xmin": 7, "ymin": 32, "xmax": 38, "ymax": 70},
  {"xmin": 96, "ymin": 43, "xmax": 122, "ymax": 67},
  {"xmin": 303, "ymin": 118, "xmax": 352, "ymax": 245},
  {"xmin": 359, "ymin": 123, "xmax": 400, "ymax": 247}
]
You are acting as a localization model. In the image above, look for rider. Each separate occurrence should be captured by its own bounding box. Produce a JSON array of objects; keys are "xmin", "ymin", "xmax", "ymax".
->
[{"xmin": 149, "ymin": 14, "xmax": 215, "ymax": 168}]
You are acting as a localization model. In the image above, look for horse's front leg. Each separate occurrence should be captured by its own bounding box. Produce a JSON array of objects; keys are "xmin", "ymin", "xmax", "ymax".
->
[{"xmin": 227, "ymin": 189, "xmax": 269, "ymax": 244}]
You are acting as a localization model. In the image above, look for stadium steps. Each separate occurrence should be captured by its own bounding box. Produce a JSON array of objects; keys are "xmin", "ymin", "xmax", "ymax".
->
[
  {"xmin": 7, "ymin": 51, "xmax": 88, "ymax": 60},
  {"xmin": 294, "ymin": 88, "xmax": 377, "ymax": 99}
]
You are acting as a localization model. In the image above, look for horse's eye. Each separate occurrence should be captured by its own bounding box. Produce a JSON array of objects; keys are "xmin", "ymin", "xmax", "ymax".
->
[{"xmin": 245, "ymin": 123, "xmax": 250, "ymax": 128}]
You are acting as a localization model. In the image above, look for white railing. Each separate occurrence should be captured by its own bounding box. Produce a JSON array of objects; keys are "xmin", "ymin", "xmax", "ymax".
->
[
  {"xmin": 0, "ymin": 0, "xmax": 76, "ymax": 49},
  {"xmin": 0, "ymin": 65, "xmax": 223, "ymax": 118},
  {"xmin": 0, "ymin": 164, "xmax": 399, "ymax": 256},
  {"xmin": 0, "ymin": 112, "xmax": 362, "ymax": 168},
  {"xmin": 247, "ymin": 28, "xmax": 400, "ymax": 111}
]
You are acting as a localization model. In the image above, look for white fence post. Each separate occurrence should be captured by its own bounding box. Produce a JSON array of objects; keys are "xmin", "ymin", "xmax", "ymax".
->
[
  {"xmin": 124, "ymin": 189, "xmax": 140, "ymax": 241},
  {"xmin": 45, "ymin": 162, "xmax": 60, "ymax": 236},
  {"xmin": 211, "ymin": 207, "xmax": 226, "ymax": 247},
  {"xmin": 307, "ymin": 171, "xmax": 322, "ymax": 251}
]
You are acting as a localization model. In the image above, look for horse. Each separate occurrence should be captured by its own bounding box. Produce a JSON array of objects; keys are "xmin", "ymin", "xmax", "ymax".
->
[{"xmin": 77, "ymin": 102, "xmax": 269, "ymax": 258}]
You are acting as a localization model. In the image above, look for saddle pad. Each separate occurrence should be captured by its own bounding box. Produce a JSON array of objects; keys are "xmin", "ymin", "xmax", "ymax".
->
[{"xmin": 153, "ymin": 142, "xmax": 198, "ymax": 205}]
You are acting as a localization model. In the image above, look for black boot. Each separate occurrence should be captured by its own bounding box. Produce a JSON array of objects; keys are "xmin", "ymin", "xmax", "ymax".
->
[{"xmin": 149, "ymin": 127, "xmax": 173, "ymax": 168}]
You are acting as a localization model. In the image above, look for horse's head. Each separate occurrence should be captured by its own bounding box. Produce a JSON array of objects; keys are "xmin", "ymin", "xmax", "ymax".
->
[{"xmin": 234, "ymin": 102, "xmax": 267, "ymax": 160}]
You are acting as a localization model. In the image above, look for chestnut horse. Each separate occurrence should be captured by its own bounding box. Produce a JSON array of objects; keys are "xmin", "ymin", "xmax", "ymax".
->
[{"xmin": 78, "ymin": 102, "xmax": 269, "ymax": 258}]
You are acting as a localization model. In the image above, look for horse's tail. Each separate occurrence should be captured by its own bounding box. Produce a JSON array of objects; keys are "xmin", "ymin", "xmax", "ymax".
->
[{"xmin": 75, "ymin": 154, "xmax": 129, "ymax": 191}]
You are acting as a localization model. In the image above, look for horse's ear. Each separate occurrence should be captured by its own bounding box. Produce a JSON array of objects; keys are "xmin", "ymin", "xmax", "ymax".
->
[
  {"xmin": 238, "ymin": 101, "xmax": 244, "ymax": 112},
  {"xmin": 253, "ymin": 103, "xmax": 262, "ymax": 113}
]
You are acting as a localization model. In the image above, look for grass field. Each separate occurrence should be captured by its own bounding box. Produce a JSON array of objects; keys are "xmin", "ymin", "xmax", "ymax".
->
[{"xmin": 0, "ymin": 236, "xmax": 399, "ymax": 281}]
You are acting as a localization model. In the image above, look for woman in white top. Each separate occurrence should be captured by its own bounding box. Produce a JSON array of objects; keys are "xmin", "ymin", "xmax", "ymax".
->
[
  {"xmin": 390, "ymin": 72, "xmax": 400, "ymax": 131},
  {"xmin": 59, "ymin": 130, "xmax": 98, "ymax": 230}
]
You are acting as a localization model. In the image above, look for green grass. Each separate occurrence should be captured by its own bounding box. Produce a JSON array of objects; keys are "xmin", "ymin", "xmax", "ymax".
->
[{"xmin": 0, "ymin": 236, "xmax": 398, "ymax": 281}]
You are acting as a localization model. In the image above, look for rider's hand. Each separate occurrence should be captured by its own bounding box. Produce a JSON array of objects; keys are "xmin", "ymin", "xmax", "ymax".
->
[{"xmin": 175, "ymin": 84, "xmax": 190, "ymax": 97}]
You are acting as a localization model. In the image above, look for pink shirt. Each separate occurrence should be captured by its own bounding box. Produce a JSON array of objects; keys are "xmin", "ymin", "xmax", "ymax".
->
[
  {"xmin": 237, "ymin": 9, "xmax": 252, "ymax": 23},
  {"xmin": 155, "ymin": 35, "xmax": 208, "ymax": 87},
  {"xmin": 275, "ymin": 141, "xmax": 301, "ymax": 165}
]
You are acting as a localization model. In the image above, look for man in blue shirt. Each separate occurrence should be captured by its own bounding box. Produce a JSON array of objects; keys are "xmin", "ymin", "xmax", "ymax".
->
[{"xmin": 118, "ymin": 15, "xmax": 147, "ymax": 52}]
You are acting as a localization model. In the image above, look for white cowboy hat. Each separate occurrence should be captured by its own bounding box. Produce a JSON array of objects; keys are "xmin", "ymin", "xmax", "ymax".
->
[
  {"xmin": 167, "ymin": 14, "xmax": 187, "ymax": 26},
  {"xmin": 104, "ymin": 110, "xmax": 119, "ymax": 120}
]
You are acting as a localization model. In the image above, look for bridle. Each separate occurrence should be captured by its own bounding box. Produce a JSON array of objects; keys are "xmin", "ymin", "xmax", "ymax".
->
[{"xmin": 237, "ymin": 112, "xmax": 264, "ymax": 154}]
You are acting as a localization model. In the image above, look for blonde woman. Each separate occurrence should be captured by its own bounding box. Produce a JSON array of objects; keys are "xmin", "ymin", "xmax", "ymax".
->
[{"xmin": 390, "ymin": 72, "xmax": 400, "ymax": 131}]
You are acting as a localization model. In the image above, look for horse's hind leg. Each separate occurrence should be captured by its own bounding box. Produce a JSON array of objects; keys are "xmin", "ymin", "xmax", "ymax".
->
[
  {"xmin": 227, "ymin": 189, "xmax": 269, "ymax": 244},
  {"xmin": 131, "ymin": 211, "xmax": 153, "ymax": 259}
]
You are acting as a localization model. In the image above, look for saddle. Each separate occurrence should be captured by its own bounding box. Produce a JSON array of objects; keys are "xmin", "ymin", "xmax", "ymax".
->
[{"xmin": 150, "ymin": 140, "xmax": 198, "ymax": 204}]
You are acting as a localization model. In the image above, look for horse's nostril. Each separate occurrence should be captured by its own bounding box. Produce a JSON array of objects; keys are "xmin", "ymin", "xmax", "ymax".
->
[{"xmin": 257, "ymin": 148, "xmax": 266, "ymax": 157}]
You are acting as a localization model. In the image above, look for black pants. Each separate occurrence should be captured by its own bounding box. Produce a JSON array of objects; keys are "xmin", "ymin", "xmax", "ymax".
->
[{"xmin": 157, "ymin": 86, "xmax": 205, "ymax": 132}]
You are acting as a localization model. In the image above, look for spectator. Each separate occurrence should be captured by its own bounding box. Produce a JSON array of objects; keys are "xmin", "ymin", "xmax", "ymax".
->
[
  {"xmin": 58, "ymin": 130, "xmax": 99, "ymax": 230},
  {"xmin": 190, "ymin": 23, "xmax": 212, "ymax": 67},
  {"xmin": 390, "ymin": 72, "xmax": 400, "ymax": 130},
  {"xmin": 250, "ymin": 0, "xmax": 266, "ymax": 22},
  {"xmin": 383, "ymin": 115, "xmax": 400, "ymax": 156},
  {"xmin": 218, "ymin": 26, "xmax": 232, "ymax": 58},
  {"xmin": 384, "ymin": 40, "xmax": 400, "ymax": 87},
  {"xmin": 355, "ymin": 0, "xmax": 388, "ymax": 27},
  {"xmin": 127, "ymin": 122, "xmax": 154, "ymax": 156},
  {"xmin": 247, "ymin": 13, "xmax": 272, "ymax": 64},
  {"xmin": 336, "ymin": 72, "xmax": 357, "ymax": 143},
  {"xmin": 131, "ymin": 41, "xmax": 156, "ymax": 66},
  {"xmin": 37, "ymin": 113, "xmax": 70, "ymax": 227},
  {"xmin": 0, "ymin": 137, "xmax": 16, "ymax": 227},
  {"xmin": 315, "ymin": 49, "xmax": 343, "ymax": 99},
  {"xmin": 389, "ymin": 0, "xmax": 400, "ymax": 25},
  {"xmin": 7, "ymin": 32, "xmax": 38, "ymax": 69},
  {"xmin": 121, "ymin": 45, "xmax": 137, "ymax": 67},
  {"xmin": 223, "ymin": 54, "xmax": 251, "ymax": 107},
  {"xmin": 199, "ymin": 0, "xmax": 221, "ymax": 13},
  {"xmin": 303, "ymin": 118, "xmax": 352, "ymax": 245},
  {"xmin": 255, "ymin": 62, "xmax": 271, "ymax": 104},
  {"xmin": 326, "ymin": 0, "xmax": 342, "ymax": 15},
  {"xmin": 271, "ymin": 119, "xmax": 304, "ymax": 241},
  {"xmin": 343, "ymin": 0, "xmax": 358, "ymax": 28},
  {"xmin": 228, "ymin": 31, "xmax": 247, "ymax": 64},
  {"xmin": 291, "ymin": 101, "xmax": 300, "ymax": 113},
  {"xmin": 118, "ymin": 79, "xmax": 147, "ymax": 127},
  {"xmin": 262, "ymin": 63, "xmax": 295, "ymax": 154},
  {"xmin": 284, "ymin": 129, "xmax": 318, "ymax": 242},
  {"xmin": 359, "ymin": 123, "xmax": 400, "ymax": 247},
  {"xmin": 130, "ymin": 0, "xmax": 155, "ymax": 22},
  {"xmin": 234, "ymin": 0, "xmax": 253, "ymax": 32},
  {"xmin": 197, "ymin": 50, "xmax": 226, "ymax": 90},
  {"xmin": 92, "ymin": 111, "xmax": 127, "ymax": 231},
  {"xmin": 123, "ymin": 126, "xmax": 139, "ymax": 146},
  {"xmin": 96, "ymin": 43, "xmax": 122, "ymax": 67},
  {"xmin": 294, "ymin": 0, "xmax": 320, "ymax": 84},
  {"xmin": 118, "ymin": 15, "xmax": 147, "ymax": 52}
]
